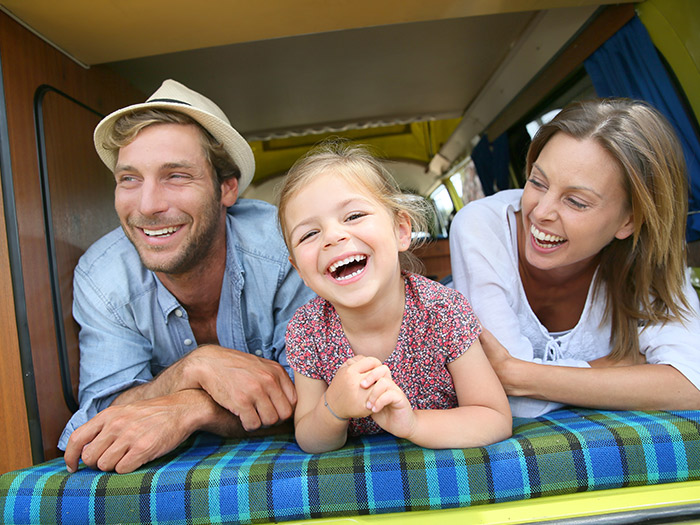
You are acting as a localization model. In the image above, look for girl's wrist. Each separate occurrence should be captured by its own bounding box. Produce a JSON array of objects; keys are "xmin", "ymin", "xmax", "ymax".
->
[{"xmin": 323, "ymin": 391, "xmax": 349, "ymax": 421}]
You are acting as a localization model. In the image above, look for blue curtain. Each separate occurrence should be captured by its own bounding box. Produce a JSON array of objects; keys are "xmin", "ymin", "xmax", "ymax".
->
[
  {"xmin": 472, "ymin": 133, "xmax": 510, "ymax": 196},
  {"xmin": 584, "ymin": 16, "xmax": 700, "ymax": 242}
]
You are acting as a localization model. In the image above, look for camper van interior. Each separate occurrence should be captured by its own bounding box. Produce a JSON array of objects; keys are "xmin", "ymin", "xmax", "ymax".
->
[{"xmin": 1, "ymin": 1, "xmax": 699, "ymax": 523}]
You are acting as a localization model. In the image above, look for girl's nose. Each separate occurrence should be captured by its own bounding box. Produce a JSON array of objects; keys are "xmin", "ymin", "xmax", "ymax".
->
[{"xmin": 323, "ymin": 223, "xmax": 348, "ymax": 248}]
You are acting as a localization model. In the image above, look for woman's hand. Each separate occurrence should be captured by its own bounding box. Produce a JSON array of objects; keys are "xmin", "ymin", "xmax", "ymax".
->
[{"xmin": 479, "ymin": 328, "xmax": 521, "ymax": 395}]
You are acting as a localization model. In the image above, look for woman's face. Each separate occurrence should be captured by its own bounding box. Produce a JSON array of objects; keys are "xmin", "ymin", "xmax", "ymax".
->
[{"xmin": 519, "ymin": 132, "xmax": 635, "ymax": 276}]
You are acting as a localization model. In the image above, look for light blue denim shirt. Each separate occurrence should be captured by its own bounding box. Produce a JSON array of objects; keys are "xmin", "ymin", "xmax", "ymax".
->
[{"xmin": 58, "ymin": 198, "xmax": 314, "ymax": 450}]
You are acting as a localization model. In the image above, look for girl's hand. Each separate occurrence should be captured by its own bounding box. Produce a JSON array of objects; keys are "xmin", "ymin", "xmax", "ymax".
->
[
  {"xmin": 366, "ymin": 373, "xmax": 416, "ymax": 439},
  {"xmin": 325, "ymin": 355, "xmax": 385, "ymax": 420}
]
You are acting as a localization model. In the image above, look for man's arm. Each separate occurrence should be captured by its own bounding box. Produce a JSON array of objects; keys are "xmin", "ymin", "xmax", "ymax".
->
[
  {"xmin": 111, "ymin": 344, "xmax": 297, "ymax": 430},
  {"xmin": 64, "ymin": 387, "xmax": 293, "ymax": 474}
]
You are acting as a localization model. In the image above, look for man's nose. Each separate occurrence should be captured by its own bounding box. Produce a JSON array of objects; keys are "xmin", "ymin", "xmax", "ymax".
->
[{"xmin": 138, "ymin": 179, "xmax": 169, "ymax": 215}]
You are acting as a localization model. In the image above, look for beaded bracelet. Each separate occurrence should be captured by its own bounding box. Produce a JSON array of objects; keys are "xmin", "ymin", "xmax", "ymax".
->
[{"xmin": 324, "ymin": 391, "xmax": 349, "ymax": 421}]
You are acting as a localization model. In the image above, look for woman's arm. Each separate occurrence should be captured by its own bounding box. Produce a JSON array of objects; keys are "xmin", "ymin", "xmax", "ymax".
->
[{"xmin": 482, "ymin": 328, "xmax": 700, "ymax": 410}]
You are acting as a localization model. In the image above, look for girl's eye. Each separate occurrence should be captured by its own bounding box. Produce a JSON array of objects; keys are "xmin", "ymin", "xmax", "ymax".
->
[
  {"xmin": 346, "ymin": 212, "xmax": 367, "ymax": 222},
  {"xmin": 298, "ymin": 230, "xmax": 318, "ymax": 243}
]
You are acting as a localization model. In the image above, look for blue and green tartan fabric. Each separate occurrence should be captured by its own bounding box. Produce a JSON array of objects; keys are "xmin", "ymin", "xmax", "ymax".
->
[{"xmin": 2, "ymin": 408, "xmax": 700, "ymax": 524}]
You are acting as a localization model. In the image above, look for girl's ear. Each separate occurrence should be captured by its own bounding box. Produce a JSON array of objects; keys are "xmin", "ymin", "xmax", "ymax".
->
[
  {"xmin": 220, "ymin": 177, "xmax": 239, "ymax": 208},
  {"xmin": 396, "ymin": 211, "xmax": 412, "ymax": 252}
]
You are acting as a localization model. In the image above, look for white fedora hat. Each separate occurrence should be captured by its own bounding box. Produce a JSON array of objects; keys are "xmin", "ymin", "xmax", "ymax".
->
[{"xmin": 93, "ymin": 79, "xmax": 255, "ymax": 193}]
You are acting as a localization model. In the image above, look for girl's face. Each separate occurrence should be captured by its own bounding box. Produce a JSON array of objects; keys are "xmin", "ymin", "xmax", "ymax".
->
[
  {"xmin": 520, "ymin": 132, "xmax": 635, "ymax": 277},
  {"xmin": 284, "ymin": 170, "xmax": 411, "ymax": 312}
]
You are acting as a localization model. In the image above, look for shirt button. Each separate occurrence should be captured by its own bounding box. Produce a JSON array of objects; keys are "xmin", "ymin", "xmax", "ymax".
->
[
  {"xmin": 174, "ymin": 309, "xmax": 183, "ymax": 318},
  {"xmin": 184, "ymin": 338, "xmax": 193, "ymax": 346},
  {"xmin": 254, "ymin": 349, "xmax": 263, "ymax": 356}
]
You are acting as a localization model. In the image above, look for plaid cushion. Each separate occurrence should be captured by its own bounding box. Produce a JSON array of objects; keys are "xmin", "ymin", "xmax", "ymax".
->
[{"xmin": 2, "ymin": 408, "xmax": 700, "ymax": 524}]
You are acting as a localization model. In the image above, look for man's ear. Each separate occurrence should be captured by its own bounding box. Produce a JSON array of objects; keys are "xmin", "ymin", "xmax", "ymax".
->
[
  {"xmin": 221, "ymin": 177, "xmax": 239, "ymax": 208},
  {"xmin": 615, "ymin": 212, "xmax": 635, "ymax": 240}
]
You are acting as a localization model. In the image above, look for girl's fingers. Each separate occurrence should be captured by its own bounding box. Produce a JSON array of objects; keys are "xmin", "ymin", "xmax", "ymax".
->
[
  {"xmin": 360, "ymin": 364, "xmax": 391, "ymax": 388},
  {"xmin": 369, "ymin": 387, "xmax": 405, "ymax": 413}
]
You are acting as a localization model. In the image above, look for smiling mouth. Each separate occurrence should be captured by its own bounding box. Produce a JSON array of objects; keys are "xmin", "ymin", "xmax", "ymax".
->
[
  {"xmin": 328, "ymin": 254, "xmax": 367, "ymax": 281},
  {"xmin": 530, "ymin": 224, "xmax": 566, "ymax": 248},
  {"xmin": 142, "ymin": 226, "xmax": 181, "ymax": 238}
]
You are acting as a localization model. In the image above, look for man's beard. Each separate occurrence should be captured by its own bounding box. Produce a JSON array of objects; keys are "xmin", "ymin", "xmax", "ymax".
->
[{"xmin": 125, "ymin": 199, "xmax": 224, "ymax": 276}]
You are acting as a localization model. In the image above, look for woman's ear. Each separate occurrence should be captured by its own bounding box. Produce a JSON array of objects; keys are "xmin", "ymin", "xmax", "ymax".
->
[
  {"xmin": 615, "ymin": 212, "xmax": 635, "ymax": 240},
  {"xmin": 396, "ymin": 211, "xmax": 412, "ymax": 252},
  {"xmin": 221, "ymin": 177, "xmax": 239, "ymax": 208}
]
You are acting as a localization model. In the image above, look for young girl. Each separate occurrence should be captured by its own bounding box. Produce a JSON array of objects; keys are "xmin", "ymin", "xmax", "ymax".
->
[{"xmin": 278, "ymin": 141, "xmax": 511, "ymax": 453}]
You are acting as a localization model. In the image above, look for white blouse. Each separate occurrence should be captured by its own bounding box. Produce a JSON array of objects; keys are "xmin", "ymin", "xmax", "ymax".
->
[{"xmin": 450, "ymin": 189, "xmax": 700, "ymax": 417}]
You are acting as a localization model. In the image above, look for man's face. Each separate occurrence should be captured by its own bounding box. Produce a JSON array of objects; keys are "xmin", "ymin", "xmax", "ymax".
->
[{"xmin": 113, "ymin": 123, "xmax": 238, "ymax": 275}]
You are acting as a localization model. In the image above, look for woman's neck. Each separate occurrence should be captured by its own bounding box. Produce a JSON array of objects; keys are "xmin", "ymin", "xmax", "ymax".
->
[{"xmin": 516, "ymin": 212, "xmax": 599, "ymax": 331}]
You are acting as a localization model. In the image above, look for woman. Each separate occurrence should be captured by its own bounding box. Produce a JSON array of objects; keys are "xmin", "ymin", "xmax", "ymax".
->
[{"xmin": 450, "ymin": 98, "xmax": 700, "ymax": 417}]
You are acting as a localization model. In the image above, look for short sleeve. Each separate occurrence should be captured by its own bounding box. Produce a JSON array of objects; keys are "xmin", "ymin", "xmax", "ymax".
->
[{"xmin": 285, "ymin": 301, "xmax": 324, "ymax": 380}]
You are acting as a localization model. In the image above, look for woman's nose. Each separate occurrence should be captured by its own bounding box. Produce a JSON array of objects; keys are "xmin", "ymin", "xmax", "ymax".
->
[{"xmin": 532, "ymin": 193, "xmax": 558, "ymax": 222}]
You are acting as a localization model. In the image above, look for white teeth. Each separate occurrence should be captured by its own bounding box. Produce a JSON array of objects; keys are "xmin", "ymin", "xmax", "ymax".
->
[
  {"xmin": 328, "ymin": 254, "xmax": 367, "ymax": 274},
  {"xmin": 335, "ymin": 268, "xmax": 364, "ymax": 281},
  {"xmin": 530, "ymin": 225, "xmax": 565, "ymax": 243},
  {"xmin": 143, "ymin": 226, "xmax": 179, "ymax": 237}
]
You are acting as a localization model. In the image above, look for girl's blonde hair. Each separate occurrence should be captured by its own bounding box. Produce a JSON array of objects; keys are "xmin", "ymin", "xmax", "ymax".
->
[
  {"xmin": 278, "ymin": 140, "xmax": 431, "ymax": 273},
  {"xmin": 527, "ymin": 98, "xmax": 691, "ymax": 360}
]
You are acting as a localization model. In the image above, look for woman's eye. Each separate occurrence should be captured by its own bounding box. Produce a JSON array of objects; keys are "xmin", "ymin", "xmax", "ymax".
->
[
  {"xmin": 527, "ymin": 177, "xmax": 546, "ymax": 189},
  {"xmin": 567, "ymin": 198, "xmax": 589, "ymax": 210}
]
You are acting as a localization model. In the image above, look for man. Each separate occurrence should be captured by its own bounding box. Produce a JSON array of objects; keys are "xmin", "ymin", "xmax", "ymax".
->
[{"xmin": 60, "ymin": 80, "xmax": 314, "ymax": 474}]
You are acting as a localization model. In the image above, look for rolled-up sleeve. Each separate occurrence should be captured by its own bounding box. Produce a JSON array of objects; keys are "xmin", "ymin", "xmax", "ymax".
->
[{"xmin": 58, "ymin": 265, "xmax": 154, "ymax": 450}]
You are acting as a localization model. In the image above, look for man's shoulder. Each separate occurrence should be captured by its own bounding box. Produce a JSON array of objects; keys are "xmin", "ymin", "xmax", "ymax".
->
[
  {"xmin": 76, "ymin": 227, "xmax": 152, "ymax": 291},
  {"xmin": 227, "ymin": 198, "xmax": 288, "ymax": 263}
]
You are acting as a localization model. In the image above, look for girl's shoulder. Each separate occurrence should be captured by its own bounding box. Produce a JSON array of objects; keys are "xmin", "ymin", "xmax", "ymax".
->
[
  {"xmin": 290, "ymin": 295, "xmax": 336, "ymax": 326},
  {"xmin": 405, "ymin": 272, "xmax": 471, "ymax": 309}
]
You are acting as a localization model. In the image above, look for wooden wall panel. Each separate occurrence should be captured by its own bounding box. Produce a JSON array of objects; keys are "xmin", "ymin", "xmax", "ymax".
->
[
  {"xmin": 0, "ymin": 11, "xmax": 143, "ymax": 468},
  {"xmin": 0, "ymin": 175, "xmax": 32, "ymax": 473}
]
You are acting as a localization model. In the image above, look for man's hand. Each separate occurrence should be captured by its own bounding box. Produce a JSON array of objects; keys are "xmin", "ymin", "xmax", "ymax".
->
[
  {"xmin": 182, "ymin": 345, "xmax": 296, "ymax": 431},
  {"xmin": 64, "ymin": 389, "xmax": 215, "ymax": 474}
]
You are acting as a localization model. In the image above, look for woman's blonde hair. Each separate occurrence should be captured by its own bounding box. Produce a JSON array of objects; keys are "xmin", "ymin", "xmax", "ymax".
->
[
  {"xmin": 527, "ymin": 98, "xmax": 691, "ymax": 360},
  {"xmin": 278, "ymin": 139, "xmax": 431, "ymax": 273}
]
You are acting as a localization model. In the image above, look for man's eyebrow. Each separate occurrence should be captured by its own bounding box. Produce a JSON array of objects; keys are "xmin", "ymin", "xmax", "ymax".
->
[{"xmin": 114, "ymin": 161, "xmax": 196, "ymax": 173}]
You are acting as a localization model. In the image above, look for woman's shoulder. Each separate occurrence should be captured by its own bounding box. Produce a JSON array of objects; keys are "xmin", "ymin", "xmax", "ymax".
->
[{"xmin": 451, "ymin": 190, "xmax": 522, "ymax": 238}]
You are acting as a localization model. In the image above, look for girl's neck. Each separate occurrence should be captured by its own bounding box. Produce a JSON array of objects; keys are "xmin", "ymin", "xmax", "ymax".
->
[{"xmin": 336, "ymin": 272, "xmax": 406, "ymax": 362}]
